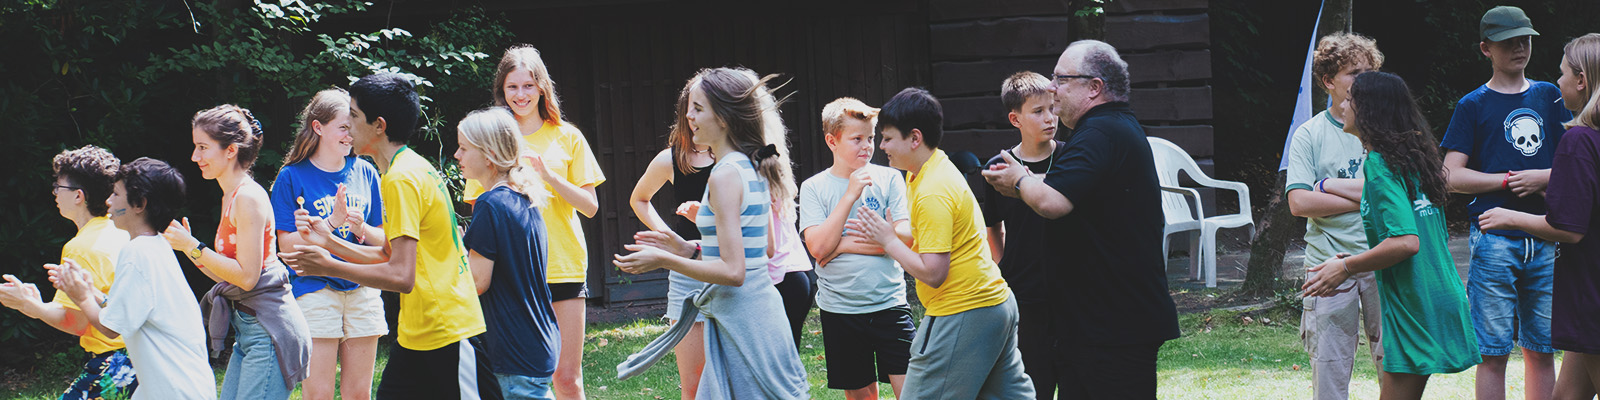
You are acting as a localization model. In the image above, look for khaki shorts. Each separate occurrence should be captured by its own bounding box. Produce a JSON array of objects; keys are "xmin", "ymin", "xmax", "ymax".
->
[{"xmin": 298, "ymin": 286, "xmax": 388, "ymax": 339}]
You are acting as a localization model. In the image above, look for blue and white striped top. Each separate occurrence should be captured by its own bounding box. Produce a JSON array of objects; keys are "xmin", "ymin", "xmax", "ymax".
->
[{"xmin": 696, "ymin": 152, "xmax": 770, "ymax": 272}]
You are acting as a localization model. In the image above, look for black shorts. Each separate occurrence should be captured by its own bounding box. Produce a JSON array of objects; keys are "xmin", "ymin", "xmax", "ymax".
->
[
  {"xmin": 548, "ymin": 282, "xmax": 588, "ymax": 302},
  {"xmin": 375, "ymin": 335, "xmax": 501, "ymax": 400},
  {"xmin": 820, "ymin": 306, "xmax": 916, "ymax": 390}
]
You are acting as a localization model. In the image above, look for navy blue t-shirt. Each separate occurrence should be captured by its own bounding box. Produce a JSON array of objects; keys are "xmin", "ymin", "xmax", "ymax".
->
[
  {"xmin": 269, "ymin": 156, "xmax": 384, "ymax": 297},
  {"xmin": 464, "ymin": 186, "xmax": 558, "ymax": 378},
  {"xmin": 1440, "ymin": 80, "xmax": 1572, "ymax": 237}
]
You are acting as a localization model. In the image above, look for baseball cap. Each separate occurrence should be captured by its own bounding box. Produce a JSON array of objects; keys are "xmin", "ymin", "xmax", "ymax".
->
[{"xmin": 1481, "ymin": 6, "xmax": 1539, "ymax": 42}]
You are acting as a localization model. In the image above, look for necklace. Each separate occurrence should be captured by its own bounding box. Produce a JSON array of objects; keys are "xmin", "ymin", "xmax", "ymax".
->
[{"xmin": 1006, "ymin": 142, "xmax": 1056, "ymax": 174}]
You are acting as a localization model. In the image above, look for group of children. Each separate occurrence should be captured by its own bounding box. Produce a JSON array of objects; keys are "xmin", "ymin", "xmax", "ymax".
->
[
  {"xmin": 1296, "ymin": 6, "xmax": 1600, "ymax": 400},
  {"xmin": 6, "ymin": 6, "xmax": 1599, "ymax": 400},
  {"xmin": 0, "ymin": 46, "xmax": 602, "ymax": 400},
  {"xmin": 612, "ymin": 69, "xmax": 1037, "ymax": 398},
  {"xmin": 0, "ymin": 37, "xmax": 1103, "ymax": 398}
]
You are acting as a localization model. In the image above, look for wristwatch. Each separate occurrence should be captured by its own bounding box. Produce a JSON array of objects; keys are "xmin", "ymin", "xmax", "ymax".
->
[{"xmin": 189, "ymin": 241, "xmax": 208, "ymax": 260}]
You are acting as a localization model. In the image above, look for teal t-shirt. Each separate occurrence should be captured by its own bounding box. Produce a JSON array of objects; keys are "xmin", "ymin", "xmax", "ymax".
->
[
  {"xmin": 1285, "ymin": 110, "xmax": 1369, "ymax": 267},
  {"xmin": 1360, "ymin": 151, "xmax": 1480, "ymax": 374}
]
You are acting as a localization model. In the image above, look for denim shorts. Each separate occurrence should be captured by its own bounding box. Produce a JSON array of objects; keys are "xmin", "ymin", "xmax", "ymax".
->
[
  {"xmin": 495, "ymin": 373, "xmax": 554, "ymax": 400},
  {"xmin": 1467, "ymin": 226, "xmax": 1555, "ymax": 355}
]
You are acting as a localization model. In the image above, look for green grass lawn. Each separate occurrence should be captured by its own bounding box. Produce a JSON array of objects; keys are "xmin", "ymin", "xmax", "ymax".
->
[{"xmin": 2, "ymin": 306, "xmax": 1554, "ymax": 399}]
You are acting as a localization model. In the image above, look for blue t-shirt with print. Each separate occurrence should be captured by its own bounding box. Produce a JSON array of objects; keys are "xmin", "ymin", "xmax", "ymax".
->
[
  {"xmin": 269, "ymin": 156, "xmax": 385, "ymax": 297},
  {"xmin": 464, "ymin": 186, "xmax": 558, "ymax": 377},
  {"xmin": 1440, "ymin": 80, "xmax": 1572, "ymax": 237}
]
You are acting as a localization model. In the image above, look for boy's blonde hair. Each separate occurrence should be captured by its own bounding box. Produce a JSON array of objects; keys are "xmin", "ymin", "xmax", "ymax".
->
[
  {"xmin": 1565, "ymin": 33, "xmax": 1600, "ymax": 131},
  {"xmin": 1312, "ymin": 33, "xmax": 1384, "ymax": 92},
  {"xmin": 1000, "ymin": 71, "xmax": 1052, "ymax": 112},
  {"xmin": 820, "ymin": 97, "xmax": 879, "ymax": 137}
]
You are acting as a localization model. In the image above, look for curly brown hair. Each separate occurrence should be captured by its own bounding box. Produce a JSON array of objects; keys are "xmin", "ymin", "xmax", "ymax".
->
[
  {"xmin": 1313, "ymin": 33, "xmax": 1384, "ymax": 92},
  {"xmin": 1350, "ymin": 72, "xmax": 1447, "ymax": 204},
  {"xmin": 53, "ymin": 145, "xmax": 121, "ymax": 216}
]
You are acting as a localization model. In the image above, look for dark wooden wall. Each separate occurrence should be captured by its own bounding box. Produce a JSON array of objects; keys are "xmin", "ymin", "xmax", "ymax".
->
[
  {"xmin": 925, "ymin": 0, "xmax": 1076, "ymax": 160},
  {"xmin": 478, "ymin": 1, "xmax": 930, "ymax": 307},
  {"xmin": 427, "ymin": 0, "xmax": 1212, "ymax": 307},
  {"xmin": 1105, "ymin": 0, "xmax": 1214, "ymax": 168},
  {"xmin": 925, "ymin": 0, "xmax": 1213, "ymax": 167}
]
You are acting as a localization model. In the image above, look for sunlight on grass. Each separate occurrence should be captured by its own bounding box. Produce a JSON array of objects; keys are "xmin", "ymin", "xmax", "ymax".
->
[
  {"xmin": 1158, "ymin": 308, "xmax": 1542, "ymax": 399},
  {"xmin": 2, "ymin": 306, "xmax": 1554, "ymax": 400}
]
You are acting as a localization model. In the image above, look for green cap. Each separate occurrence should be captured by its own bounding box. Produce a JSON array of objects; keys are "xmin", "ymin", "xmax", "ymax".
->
[{"xmin": 1481, "ymin": 6, "xmax": 1539, "ymax": 42}]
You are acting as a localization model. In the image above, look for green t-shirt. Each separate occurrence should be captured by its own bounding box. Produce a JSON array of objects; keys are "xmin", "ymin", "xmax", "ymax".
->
[
  {"xmin": 1360, "ymin": 151, "xmax": 1480, "ymax": 374},
  {"xmin": 1285, "ymin": 110, "xmax": 1368, "ymax": 266}
]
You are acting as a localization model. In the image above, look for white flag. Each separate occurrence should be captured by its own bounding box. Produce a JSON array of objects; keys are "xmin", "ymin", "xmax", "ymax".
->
[{"xmin": 1279, "ymin": 0, "xmax": 1326, "ymax": 171}]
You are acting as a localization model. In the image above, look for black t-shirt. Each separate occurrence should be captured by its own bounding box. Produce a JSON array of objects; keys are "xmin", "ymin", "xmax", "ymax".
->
[
  {"xmin": 982, "ymin": 141, "xmax": 1068, "ymax": 306},
  {"xmin": 1041, "ymin": 102, "xmax": 1180, "ymax": 345},
  {"xmin": 671, "ymin": 154, "xmax": 711, "ymax": 241}
]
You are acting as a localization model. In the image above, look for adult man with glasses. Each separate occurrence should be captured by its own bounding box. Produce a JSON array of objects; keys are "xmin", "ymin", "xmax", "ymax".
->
[{"xmin": 982, "ymin": 39, "xmax": 1180, "ymax": 399}]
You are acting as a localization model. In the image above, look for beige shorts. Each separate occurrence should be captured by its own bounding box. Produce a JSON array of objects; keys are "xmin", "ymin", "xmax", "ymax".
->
[{"xmin": 298, "ymin": 286, "xmax": 388, "ymax": 339}]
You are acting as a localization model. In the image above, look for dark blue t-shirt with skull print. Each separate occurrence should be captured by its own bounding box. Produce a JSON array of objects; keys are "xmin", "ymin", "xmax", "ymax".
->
[{"xmin": 1441, "ymin": 79, "xmax": 1572, "ymax": 237}]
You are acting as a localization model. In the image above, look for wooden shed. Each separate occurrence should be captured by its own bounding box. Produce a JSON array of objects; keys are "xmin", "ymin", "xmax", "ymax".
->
[{"xmin": 445, "ymin": 0, "xmax": 1215, "ymax": 308}]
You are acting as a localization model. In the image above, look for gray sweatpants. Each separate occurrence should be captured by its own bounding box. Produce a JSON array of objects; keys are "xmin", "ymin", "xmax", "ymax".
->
[{"xmin": 902, "ymin": 294, "xmax": 1035, "ymax": 399}]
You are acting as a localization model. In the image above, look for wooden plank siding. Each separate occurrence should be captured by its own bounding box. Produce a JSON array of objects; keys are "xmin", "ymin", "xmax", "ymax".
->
[
  {"xmin": 576, "ymin": 8, "xmax": 931, "ymax": 306},
  {"xmin": 930, "ymin": 17, "xmax": 1075, "ymax": 61},
  {"xmin": 926, "ymin": 9, "xmax": 1071, "ymax": 165},
  {"xmin": 1104, "ymin": 0, "xmax": 1214, "ymax": 161},
  {"xmin": 385, "ymin": 0, "xmax": 1214, "ymax": 307},
  {"xmin": 927, "ymin": 0, "xmax": 1074, "ymax": 22}
]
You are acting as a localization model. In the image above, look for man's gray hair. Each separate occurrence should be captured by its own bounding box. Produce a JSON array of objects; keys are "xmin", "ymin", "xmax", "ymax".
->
[{"xmin": 1068, "ymin": 40, "xmax": 1130, "ymax": 102}]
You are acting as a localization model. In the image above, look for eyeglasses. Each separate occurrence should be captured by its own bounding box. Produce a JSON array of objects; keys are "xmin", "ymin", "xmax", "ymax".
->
[
  {"xmin": 51, "ymin": 184, "xmax": 80, "ymax": 193},
  {"xmin": 1054, "ymin": 74, "xmax": 1098, "ymax": 84}
]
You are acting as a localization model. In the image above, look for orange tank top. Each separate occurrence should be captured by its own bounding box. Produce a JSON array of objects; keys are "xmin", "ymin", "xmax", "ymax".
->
[{"xmin": 215, "ymin": 183, "xmax": 277, "ymax": 268}]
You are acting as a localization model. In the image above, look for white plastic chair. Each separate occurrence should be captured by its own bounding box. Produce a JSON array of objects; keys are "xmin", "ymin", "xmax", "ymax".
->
[{"xmin": 1149, "ymin": 137, "xmax": 1254, "ymax": 288}]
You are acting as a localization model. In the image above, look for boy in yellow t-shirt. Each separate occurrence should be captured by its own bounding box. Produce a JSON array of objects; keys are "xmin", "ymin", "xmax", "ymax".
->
[
  {"xmin": 281, "ymin": 73, "xmax": 493, "ymax": 399},
  {"xmin": 848, "ymin": 87, "xmax": 1034, "ymax": 398},
  {"xmin": 0, "ymin": 146, "xmax": 137, "ymax": 399}
]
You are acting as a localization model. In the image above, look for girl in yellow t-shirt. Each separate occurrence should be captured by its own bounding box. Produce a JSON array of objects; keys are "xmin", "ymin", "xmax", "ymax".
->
[{"xmin": 467, "ymin": 45, "xmax": 605, "ymax": 398}]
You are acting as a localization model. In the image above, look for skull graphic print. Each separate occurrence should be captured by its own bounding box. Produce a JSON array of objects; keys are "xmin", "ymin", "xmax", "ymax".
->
[{"xmin": 1503, "ymin": 108, "xmax": 1545, "ymax": 156}]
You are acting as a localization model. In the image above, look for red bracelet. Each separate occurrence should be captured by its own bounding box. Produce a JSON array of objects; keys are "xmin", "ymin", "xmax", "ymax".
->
[{"xmin": 1503, "ymin": 172, "xmax": 1511, "ymax": 190}]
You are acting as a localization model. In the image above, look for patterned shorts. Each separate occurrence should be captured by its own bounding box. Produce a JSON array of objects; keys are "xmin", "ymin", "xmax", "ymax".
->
[{"xmin": 61, "ymin": 349, "xmax": 138, "ymax": 400}]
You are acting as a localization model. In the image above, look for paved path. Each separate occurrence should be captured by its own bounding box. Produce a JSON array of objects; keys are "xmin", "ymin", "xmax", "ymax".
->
[{"xmin": 1167, "ymin": 234, "xmax": 1473, "ymax": 290}]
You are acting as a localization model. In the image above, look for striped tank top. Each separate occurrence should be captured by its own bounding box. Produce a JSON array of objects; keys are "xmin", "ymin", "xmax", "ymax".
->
[{"xmin": 696, "ymin": 152, "xmax": 770, "ymax": 272}]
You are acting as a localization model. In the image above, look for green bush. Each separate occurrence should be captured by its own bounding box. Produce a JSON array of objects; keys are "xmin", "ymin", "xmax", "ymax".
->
[{"xmin": 0, "ymin": 0, "xmax": 511, "ymax": 363}]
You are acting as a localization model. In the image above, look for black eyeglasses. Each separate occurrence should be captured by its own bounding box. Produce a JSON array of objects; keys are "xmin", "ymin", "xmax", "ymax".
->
[
  {"xmin": 1054, "ymin": 74, "xmax": 1098, "ymax": 83},
  {"xmin": 51, "ymin": 184, "xmax": 80, "ymax": 193}
]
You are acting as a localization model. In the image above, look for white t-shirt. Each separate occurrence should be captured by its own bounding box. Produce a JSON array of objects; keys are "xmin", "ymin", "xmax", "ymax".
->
[{"xmin": 100, "ymin": 235, "xmax": 216, "ymax": 400}]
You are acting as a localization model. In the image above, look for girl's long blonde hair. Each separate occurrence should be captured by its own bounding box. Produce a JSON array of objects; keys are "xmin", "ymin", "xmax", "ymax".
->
[
  {"xmin": 458, "ymin": 107, "xmax": 550, "ymax": 207},
  {"xmin": 282, "ymin": 88, "xmax": 351, "ymax": 169},
  {"xmin": 1564, "ymin": 33, "xmax": 1600, "ymax": 131},
  {"xmin": 493, "ymin": 45, "xmax": 564, "ymax": 125}
]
